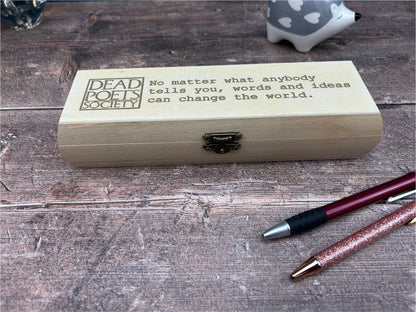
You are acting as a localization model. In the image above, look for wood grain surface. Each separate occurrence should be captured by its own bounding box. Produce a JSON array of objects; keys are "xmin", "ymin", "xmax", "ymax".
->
[{"xmin": 1, "ymin": 1, "xmax": 415, "ymax": 312}]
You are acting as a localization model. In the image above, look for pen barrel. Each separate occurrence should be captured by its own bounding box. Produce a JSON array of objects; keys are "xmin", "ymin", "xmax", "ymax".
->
[
  {"xmin": 324, "ymin": 172, "xmax": 416, "ymax": 219},
  {"xmin": 316, "ymin": 201, "xmax": 416, "ymax": 269}
]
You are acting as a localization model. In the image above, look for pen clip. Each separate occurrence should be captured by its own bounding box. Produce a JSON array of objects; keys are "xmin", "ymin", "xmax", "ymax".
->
[{"xmin": 386, "ymin": 189, "xmax": 416, "ymax": 203}]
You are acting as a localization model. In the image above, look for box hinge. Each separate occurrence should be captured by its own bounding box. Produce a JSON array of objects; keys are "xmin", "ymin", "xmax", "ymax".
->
[{"xmin": 202, "ymin": 132, "xmax": 242, "ymax": 154}]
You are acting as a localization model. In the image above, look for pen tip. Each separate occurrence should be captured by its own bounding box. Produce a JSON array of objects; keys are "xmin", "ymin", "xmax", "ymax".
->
[
  {"xmin": 291, "ymin": 257, "xmax": 322, "ymax": 280},
  {"xmin": 262, "ymin": 221, "xmax": 291, "ymax": 240}
]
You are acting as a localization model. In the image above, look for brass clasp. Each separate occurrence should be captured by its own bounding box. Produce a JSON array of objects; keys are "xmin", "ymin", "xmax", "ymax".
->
[{"xmin": 202, "ymin": 132, "xmax": 242, "ymax": 154}]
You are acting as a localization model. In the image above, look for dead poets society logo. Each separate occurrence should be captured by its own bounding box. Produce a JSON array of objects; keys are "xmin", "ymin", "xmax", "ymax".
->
[{"xmin": 80, "ymin": 77, "xmax": 144, "ymax": 110}]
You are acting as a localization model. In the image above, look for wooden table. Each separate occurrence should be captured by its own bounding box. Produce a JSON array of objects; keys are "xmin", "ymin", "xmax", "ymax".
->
[{"xmin": 1, "ymin": 1, "xmax": 414, "ymax": 311}]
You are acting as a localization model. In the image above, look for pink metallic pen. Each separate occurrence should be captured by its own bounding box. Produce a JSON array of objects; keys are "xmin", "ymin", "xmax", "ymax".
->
[
  {"xmin": 291, "ymin": 200, "xmax": 416, "ymax": 280},
  {"xmin": 263, "ymin": 172, "xmax": 416, "ymax": 239}
]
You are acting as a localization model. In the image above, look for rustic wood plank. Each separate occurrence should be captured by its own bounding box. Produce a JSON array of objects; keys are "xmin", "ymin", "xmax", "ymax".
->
[
  {"xmin": 1, "ymin": 192, "xmax": 415, "ymax": 311},
  {"xmin": 1, "ymin": 1, "xmax": 414, "ymax": 109},
  {"xmin": 0, "ymin": 105, "xmax": 414, "ymax": 207}
]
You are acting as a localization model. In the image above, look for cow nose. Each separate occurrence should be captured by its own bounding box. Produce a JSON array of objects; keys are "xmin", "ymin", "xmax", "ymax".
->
[{"xmin": 355, "ymin": 13, "xmax": 361, "ymax": 21}]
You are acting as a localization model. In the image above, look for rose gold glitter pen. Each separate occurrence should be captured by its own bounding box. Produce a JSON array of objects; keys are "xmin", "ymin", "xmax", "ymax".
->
[{"xmin": 291, "ymin": 200, "xmax": 416, "ymax": 280}]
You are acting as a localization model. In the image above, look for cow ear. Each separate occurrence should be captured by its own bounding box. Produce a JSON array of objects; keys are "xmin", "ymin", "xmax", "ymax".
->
[{"xmin": 330, "ymin": 4, "xmax": 340, "ymax": 17}]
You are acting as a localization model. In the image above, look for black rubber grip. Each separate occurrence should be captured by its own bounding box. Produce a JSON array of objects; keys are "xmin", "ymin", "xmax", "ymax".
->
[{"xmin": 286, "ymin": 207, "xmax": 328, "ymax": 235}]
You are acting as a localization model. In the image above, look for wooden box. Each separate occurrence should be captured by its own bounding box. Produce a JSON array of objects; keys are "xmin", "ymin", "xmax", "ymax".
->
[{"xmin": 58, "ymin": 61, "xmax": 382, "ymax": 167}]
